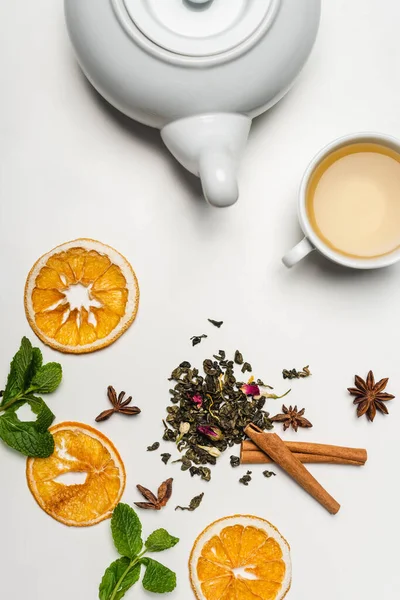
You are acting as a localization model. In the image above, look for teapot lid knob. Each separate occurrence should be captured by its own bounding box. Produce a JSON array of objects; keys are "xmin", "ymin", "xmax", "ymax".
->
[{"xmin": 120, "ymin": 0, "xmax": 280, "ymax": 60}]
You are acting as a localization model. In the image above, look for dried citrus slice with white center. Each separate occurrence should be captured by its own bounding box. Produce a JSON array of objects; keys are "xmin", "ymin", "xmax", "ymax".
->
[
  {"xmin": 26, "ymin": 422, "xmax": 125, "ymax": 527},
  {"xmin": 24, "ymin": 239, "xmax": 139, "ymax": 353},
  {"xmin": 190, "ymin": 515, "xmax": 291, "ymax": 600}
]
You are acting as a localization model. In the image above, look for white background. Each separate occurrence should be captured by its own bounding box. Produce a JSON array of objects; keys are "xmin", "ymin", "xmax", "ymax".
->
[{"xmin": 1, "ymin": 1, "xmax": 400, "ymax": 598}]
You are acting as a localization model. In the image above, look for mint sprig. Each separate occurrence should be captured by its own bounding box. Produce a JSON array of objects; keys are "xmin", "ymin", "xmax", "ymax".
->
[
  {"xmin": 99, "ymin": 504, "xmax": 179, "ymax": 599},
  {"xmin": 0, "ymin": 337, "xmax": 62, "ymax": 457}
]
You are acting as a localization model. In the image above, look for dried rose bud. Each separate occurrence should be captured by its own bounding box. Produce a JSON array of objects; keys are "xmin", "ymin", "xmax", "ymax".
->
[
  {"xmin": 192, "ymin": 394, "xmax": 203, "ymax": 408},
  {"xmin": 197, "ymin": 425, "xmax": 224, "ymax": 441},
  {"xmin": 241, "ymin": 383, "xmax": 261, "ymax": 397},
  {"xmin": 198, "ymin": 445, "xmax": 221, "ymax": 458}
]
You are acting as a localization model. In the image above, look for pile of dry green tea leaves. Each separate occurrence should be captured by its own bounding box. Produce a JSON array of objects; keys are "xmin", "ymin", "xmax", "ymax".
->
[{"xmin": 158, "ymin": 347, "xmax": 291, "ymax": 482}]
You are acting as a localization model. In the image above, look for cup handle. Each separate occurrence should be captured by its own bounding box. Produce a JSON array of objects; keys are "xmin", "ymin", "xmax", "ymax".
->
[{"xmin": 282, "ymin": 237, "xmax": 315, "ymax": 268}]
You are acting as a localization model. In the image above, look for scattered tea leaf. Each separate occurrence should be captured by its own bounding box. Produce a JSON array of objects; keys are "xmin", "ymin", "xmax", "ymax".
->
[
  {"xmin": 189, "ymin": 466, "xmax": 211, "ymax": 481},
  {"xmin": 282, "ymin": 366, "xmax": 311, "ymax": 380},
  {"xmin": 172, "ymin": 456, "xmax": 192, "ymax": 471},
  {"xmin": 162, "ymin": 420, "xmax": 176, "ymax": 442},
  {"xmin": 191, "ymin": 334, "xmax": 208, "ymax": 347},
  {"xmin": 239, "ymin": 471, "xmax": 252, "ymax": 486},
  {"xmin": 147, "ymin": 442, "xmax": 160, "ymax": 452},
  {"xmin": 241, "ymin": 362, "xmax": 252, "ymax": 374},
  {"xmin": 161, "ymin": 453, "xmax": 171, "ymax": 465},
  {"xmin": 263, "ymin": 470, "xmax": 276, "ymax": 478},
  {"xmin": 230, "ymin": 456, "xmax": 240, "ymax": 468},
  {"xmin": 234, "ymin": 350, "xmax": 244, "ymax": 365},
  {"xmin": 175, "ymin": 493, "xmax": 204, "ymax": 512},
  {"xmin": 208, "ymin": 319, "xmax": 223, "ymax": 328}
]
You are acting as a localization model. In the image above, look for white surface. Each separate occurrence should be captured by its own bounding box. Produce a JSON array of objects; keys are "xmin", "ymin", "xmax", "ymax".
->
[{"xmin": 1, "ymin": 1, "xmax": 400, "ymax": 599}]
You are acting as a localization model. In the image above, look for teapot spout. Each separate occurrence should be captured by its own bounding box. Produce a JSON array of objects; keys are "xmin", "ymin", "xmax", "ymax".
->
[{"xmin": 161, "ymin": 113, "xmax": 252, "ymax": 207}]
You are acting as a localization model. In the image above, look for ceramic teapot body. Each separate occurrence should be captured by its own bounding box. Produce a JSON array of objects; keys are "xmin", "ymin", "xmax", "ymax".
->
[{"xmin": 65, "ymin": 0, "xmax": 321, "ymax": 206}]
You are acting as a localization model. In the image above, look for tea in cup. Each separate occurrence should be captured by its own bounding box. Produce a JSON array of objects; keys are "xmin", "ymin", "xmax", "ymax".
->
[{"xmin": 283, "ymin": 133, "xmax": 400, "ymax": 269}]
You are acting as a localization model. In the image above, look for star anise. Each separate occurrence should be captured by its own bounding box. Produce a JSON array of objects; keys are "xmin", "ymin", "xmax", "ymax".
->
[
  {"xmin": 348, "ymin": 371, "xmax": 394, "ymax": 422},
  {"xmin": 95, "ymin": 385, "xmax": 141, "ymax": 422},
  {"xmin": 270, "ymin": 405, "xmax": 313, "ymax": 432},
  {"xmin": 134, "ymin": 478, "xmax": 173, "ymax": 510}
]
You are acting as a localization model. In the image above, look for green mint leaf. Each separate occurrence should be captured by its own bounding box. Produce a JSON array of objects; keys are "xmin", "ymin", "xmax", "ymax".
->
[
  {"xmin": 0, "ymin": 411, "xmax": 54, "ymax": 457},
  {"xmin": 25, "ymin": 347, "xmax": 43, "ymax": 384},
  {"xmin": 141, "ymin": 558, "xmax": 177, "ymax": 593},
  {"xmin": 30, "ymin": 363, "xmax": 62, "ymax": 394},
  {"xmin": 145, "ymin": 529, "xmax": 179, "ymax": 553},
  {"xmin": 111, "ymin": 504, "xmax": 143, "ymax": 559},
  {"xmin": 99, "ymin": 557, "xmax": 140, "ymax": 600},
  {"xmin": 27, "ymin": 396, "xmax": 55, "ymax": 433},
  {"xmin": 2, "ymin": 337, "xmax": 33, "ymax": 403}
]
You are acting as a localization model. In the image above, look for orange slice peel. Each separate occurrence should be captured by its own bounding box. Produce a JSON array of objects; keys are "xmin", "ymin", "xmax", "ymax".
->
[
  {"xmin": 24, "ymin": 239, "xmax": 139, "ymax": 353},
  {"xmin": 189, "ymin": 515, "xmax": 291, "ymax": 600},
  {"xmin": 26, "ymin": 421, "xmax": 126, "ymax": 527}
]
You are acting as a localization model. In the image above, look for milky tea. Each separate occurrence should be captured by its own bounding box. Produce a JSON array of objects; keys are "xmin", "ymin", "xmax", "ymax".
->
[{"xmin": 306, "ymin": 143, "xmax": 400, "ymax": 258}]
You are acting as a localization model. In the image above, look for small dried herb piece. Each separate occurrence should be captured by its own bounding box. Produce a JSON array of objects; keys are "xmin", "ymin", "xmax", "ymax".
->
[
  {"xmin": 134, "ymin": 478, "xmax": 173, "ymax": 510},
  {"xmin": 161, "ymin": 453, "xmax": 171, "ymax": 464},
  {"xmin": 348, "ymin": 371, "xmax": 395, "ymax": 422},
  {"xmin": 271, "ymin": 405, "xmax": 313, "ymax": 432},
  {"xmin": 173, "ymin": 456, "xmax": 192, "ymax": 471},
  {"xmin": 95, "ymin": 386, "xmax": 141, "ymax": 422},
  {"xmin": 163, "ymin": 420, "xmax": 177, "ymax": 442},
  {"xmin": 189, "ymin": 466, "xmax": 211, "ymax": 481},
  {"xmin": 241, "ymin": 382, "xmax": 290, "ymax": 401},
  {"xmin": 263, "ymin": 470, "xmax": 276, "ymax": 478},
  {"xmin": 241, "ymin": 362, "xmax": 252, "ymax": 374},
  {"xmin": 230, "ymin": 456, "xmax": 240, "ymax": 468},
  {"xmin": 208, "ymin": 319, "xmax": 223, "ymax": 328},
  {"xmin": 239, "ymin": 471, "xmax": 252, "ymax": 486},
  {"xmin": 191, "ymin": 335, "xmax": 207, "ymax": 347},
  {"xmin": 147, "ymin": 442, "xmax": 160, "ymax": 451},
  {"xmin": 282, "ymin": 366, "xmax": 311, "ymax": 380},
  {"xmin": 175, "ymin": 493, "xmax": 204, "ymax": 512},
  {"xmin": 234, "ymin": 350, "xmax": 243, "ymax": 365}
]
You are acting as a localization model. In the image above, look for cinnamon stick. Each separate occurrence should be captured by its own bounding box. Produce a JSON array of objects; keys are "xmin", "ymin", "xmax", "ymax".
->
[
  {"xmin": 242, "ymin": 439, "xmax": 367, "ymax": 464},
  {"xmin": 241, "ymin": 448, "xmax": 364, "ymax": 466},
  {"xmin": 244, "ymin": 424, "xmax": 340, "ymax": 515}
]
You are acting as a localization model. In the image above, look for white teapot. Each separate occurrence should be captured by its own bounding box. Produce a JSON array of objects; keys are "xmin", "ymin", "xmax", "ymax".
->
[{"xmin": 65, "ymin": 0, "xmax": 321, "ymax": 207}]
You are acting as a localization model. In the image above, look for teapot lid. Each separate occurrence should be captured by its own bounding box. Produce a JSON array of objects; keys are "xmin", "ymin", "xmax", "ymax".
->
[{"xmin": 121, "ymin": 0, "xmax": 279, "ymax": 59}]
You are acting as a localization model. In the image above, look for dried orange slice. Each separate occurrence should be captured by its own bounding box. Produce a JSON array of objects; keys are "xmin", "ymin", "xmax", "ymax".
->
[
  {"xmin": 26, "ymin": 422, "xmax": 125, "ymax": 527},
  {"xmin": 24, "ymin": 239, "xmax": 139, "ymax": 353},
  {"xmin": 189, "ymin": 515, "xmax": 291, "ymax": 600}
]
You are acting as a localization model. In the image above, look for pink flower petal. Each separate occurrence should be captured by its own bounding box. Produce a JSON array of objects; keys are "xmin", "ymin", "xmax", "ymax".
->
[
  {"xmin": 241, "ymin": 383, "xmax": 261, "ymax": 397},
  {"xmin": 192, "ymin": 394, "xmax": 203, "ymax": 408}
]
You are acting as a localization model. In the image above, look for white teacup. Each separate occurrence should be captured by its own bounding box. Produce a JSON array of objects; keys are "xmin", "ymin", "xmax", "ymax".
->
[{"xmin": 282, "ymin": 132, "xmax": 400, "ymax": 269}]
